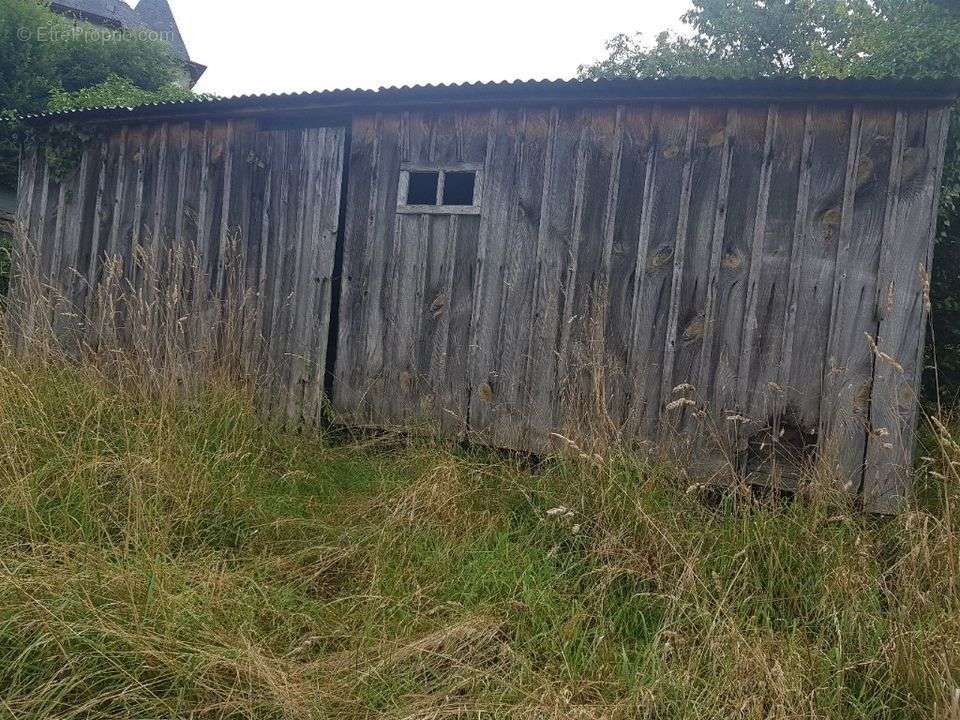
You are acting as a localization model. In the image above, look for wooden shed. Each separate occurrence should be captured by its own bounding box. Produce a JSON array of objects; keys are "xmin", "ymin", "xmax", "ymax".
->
[{"xmin": 10, "ymin": 78, "xmax": 959, "ymax": 511}]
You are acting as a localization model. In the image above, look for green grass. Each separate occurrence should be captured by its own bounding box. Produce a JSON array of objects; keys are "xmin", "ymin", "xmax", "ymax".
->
[{"xmin": 0, "ymin": 360, "xmax": 958, "ymax": 718}]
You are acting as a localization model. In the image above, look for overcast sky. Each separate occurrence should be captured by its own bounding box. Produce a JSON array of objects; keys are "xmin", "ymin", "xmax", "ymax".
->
[{"xmin": 158, "ymin": 1, "xmax": 691, "ymax": 97}]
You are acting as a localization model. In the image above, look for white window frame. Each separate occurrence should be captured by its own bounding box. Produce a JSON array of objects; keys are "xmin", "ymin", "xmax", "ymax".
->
[{"xmin": 397, "ymin": 162, "xmax": 483, "ymax": 215}]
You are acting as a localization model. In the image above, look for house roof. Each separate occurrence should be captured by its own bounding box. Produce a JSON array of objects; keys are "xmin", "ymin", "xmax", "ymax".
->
[
  {"xmin": 50, "ymin": 0, "xmax": 139, "ymax": 28},
  {"xmin": 22, "ymin": 76, "xmax": 960, "ymax": 125},
  {"xmin": 130, "ymin": 0, "xmax": 188, "ymax": 59},
  {"xmin": 49, "ymin": 0, "xmax": 204, "ymax": 81}
]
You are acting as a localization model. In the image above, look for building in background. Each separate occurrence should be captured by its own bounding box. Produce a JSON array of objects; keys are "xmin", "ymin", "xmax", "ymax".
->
[{"xmin": 50, "ymin": 0, "xmax": 205, "ymax": 88}]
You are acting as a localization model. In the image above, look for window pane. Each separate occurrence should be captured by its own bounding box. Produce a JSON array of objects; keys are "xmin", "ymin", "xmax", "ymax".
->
[
  {"xmin": 407, "ymin": 171, "xmax": 439, "ymax": 205},
  {"xmin": 442, "ymin": 171, "xmax": 476, "ymax": 206}
]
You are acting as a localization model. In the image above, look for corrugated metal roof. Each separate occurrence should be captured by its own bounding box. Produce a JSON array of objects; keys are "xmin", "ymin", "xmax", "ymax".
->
[{"xmin": 23, "ymin": 76, "xmax": 960, "ymax": 124}]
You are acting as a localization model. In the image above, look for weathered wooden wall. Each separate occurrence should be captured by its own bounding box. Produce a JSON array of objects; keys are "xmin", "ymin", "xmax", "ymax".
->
[
  {"xmin": 10, "ymin": 96, "xmax": 951, "ymax": 512},
  {"xmin": 334, "ymin": 102, "xmax": 950, "ymax": 511},
  {"xmin": 11, "ymin": 120, "xmax": 345, "ymax": 428}
]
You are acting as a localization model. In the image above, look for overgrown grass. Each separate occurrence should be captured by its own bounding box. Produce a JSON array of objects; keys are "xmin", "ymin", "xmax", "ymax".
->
[{"xmin": 0, "ymin": 360, "xmax": 958, "ymax": 719}]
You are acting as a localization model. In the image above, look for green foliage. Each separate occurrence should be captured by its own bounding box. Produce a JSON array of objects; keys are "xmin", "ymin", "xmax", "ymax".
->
[
  {"xmin": 47, "ymin": 73, "xmax": 195, "ymax": 113},
  {"xmin": 0, "ymin": 0, "xmax": 194, "ymax": 189},
  {"xmin": 581, "ymin": 0, "xmax": 960, "ymax": 81},
  {"xmin": 0, "ymin": 360, "xmax": 958, "ymax": 717},
  {"xmin": 581, "ymin": 0, "xmax": 877, "ymax": 80},
  {"xmin": 582, "ymin": 0, "xmax": 960, "ymax": 402}
]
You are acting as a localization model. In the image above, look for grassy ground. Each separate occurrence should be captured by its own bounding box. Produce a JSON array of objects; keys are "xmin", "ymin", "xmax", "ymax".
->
[{"xmin": 0, "ymin": 361, "xmax": 958, "ymax": 719}]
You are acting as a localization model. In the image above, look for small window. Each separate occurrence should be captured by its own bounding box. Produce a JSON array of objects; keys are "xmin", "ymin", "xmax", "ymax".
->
[
  {"xmin": 442, "ymin": 172, "xmax": 476, "ymax": 206},
  {"xmin": 398, "ymin": 164, "xmax": 482, "ymax": 215},
  {"xmin": 407, "ymin": 171, "xmax": 440, "ymax": 205}
]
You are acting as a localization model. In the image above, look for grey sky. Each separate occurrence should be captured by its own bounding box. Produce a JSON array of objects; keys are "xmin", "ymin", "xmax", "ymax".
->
[{"xmin": 161, "ymin": 1, "xmax": 691, "ymax": 97}]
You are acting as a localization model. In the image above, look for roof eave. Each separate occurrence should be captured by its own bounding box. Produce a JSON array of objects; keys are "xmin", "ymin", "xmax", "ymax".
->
[{"xmin": 22, "ymin": 77, "xmax": 960, "ymax": 126}]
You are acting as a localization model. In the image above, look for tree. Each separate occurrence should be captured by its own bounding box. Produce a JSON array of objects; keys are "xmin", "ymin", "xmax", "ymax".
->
[
  {"xmin": 581, "ymin": 0, "xmax": 960, "ymax": 402},
  {"xmin": 0, "ymin": 0, "xmax": 195, "ymax": 190}
]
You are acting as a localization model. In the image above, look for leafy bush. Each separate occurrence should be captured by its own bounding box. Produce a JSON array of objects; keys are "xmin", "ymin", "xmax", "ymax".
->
[
  {"xmin": 0, "ymin": 0, "xmax": 194, "ymax": 189},
  {"xmin": 46, "ymin": 73, "xmax": 195, "ymax": 113}
]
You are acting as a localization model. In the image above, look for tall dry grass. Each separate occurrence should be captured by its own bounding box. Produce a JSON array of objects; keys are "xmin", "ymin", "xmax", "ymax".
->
[
  {"xmin": 0, "ymin": 354, "xmax": 955, "ymax": 718},
  {"xmin": 0, "ymin": 227, "xmax": 958, "ymax": 718}
]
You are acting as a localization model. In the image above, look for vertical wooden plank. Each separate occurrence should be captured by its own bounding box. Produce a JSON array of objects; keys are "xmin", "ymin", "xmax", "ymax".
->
[
  {"xmin": 413, "ymin": 112, "xmax": 460, "ymax": 428},
  {"xmin": 271, "ymin": 128, "xmax": 305, "ymax": 421},
  {"xmin": 624, "ymin": 106, "xmax": 690, "ymax": 438},
  {"xmin": 203, "ymin": 122, "xmax": 229, "ymax": 297},
  {"xmin": 552, "ymin": 107, "xmax": 621, "ymax": 449},
  {"xmin": 785, "ymin": 107, "xmax": 855, "ymax": 436},
  {"xmin": 133, "ymin": 124, "xmax": 160, "ymax": 292},
  {"xmin": 467, "ymin": 108, "xmax": 522, "ymax": 437},
  {"xmin": 150, "ymin": 124, "xmax": 169, "ymax": 246},
  {"xmin": 114, "ymin": 127, "xmax": 145, "ymax": 342},
  {"xmin": 194, "ymin": 121, "xmax": 212, "ymax": 275},
  {"xmin": 302, "ymin": 127, "xmax": 346, "ymax": 427},
  {"xmin": 367, "ymin": 115, "xmax": 403, "ymax": 425},
  {"xmin": 228, "ymin": 121, "xmax": 256, "ymax": 294},
  {"xmin": 242, "ymin": 128, "xmax": 271, "ymax": 375},
  {"xmin": 549, "ymin": 117, "xmax": 590, "ymax": 438},
  {"xmin": 520, "ymin": 108, "xmax": 570, "ymax": 443},
  {"xmin": 45, "ymin": 159, "xmax": 70, "ymax": 318},
  {"xmin": 864, "ymin": 106, "xmax": 951, "ymax": 511},
  {"xmin": 284, "ymin": 127, "xmax": 320, "ymax": 424},
  {"xmin": 777, "ymin": 107, "xmax": 815, "ymax": 417},
  {"xmin": 285, "ymin": 126, "xmax": 345, "ymax": 427},
  {"xmin": 602, "ymin": 107, "xmax": 654, "ymax": 430},
  {"xmin": 128, "ymin": 126, "xmax": 148, "ymax": 281},
  {"xmin": 54, "ymin": 145, "xmax": 94, "ymax": 342},
  {"xmin": 623, "ymin": 109, "xmax": 663, "ymax": 439},
  {"xmin": 9, "ymin": 145, "xmax": 40, "ymax": 350},
  {"xmin": 383, "ymin": 111, "xmax": 431, "ymax": 425},
  {"xmin": 154, "ymin": 123, "xmax": 186, "ymax": 314},
  {"xmin": 659, "ymin": 106, "xmax": 701, "ymax": 433},
  {"xmin": 14, "ymin": 144, "xmax": 38, "ymax": 236},
  {"xmin": 260, "ymin": 129, "xmax": 290, "ymax": 404},
  {"xmin": 85, "ymin": 138, "xmax": 112, "ymax": 294},
  {"xmin": 174, "ymin": 123, "xmax": 192, "ymax": 246},
  {"xmin": 820, "ymin": 108, "xmax": 899, "ymax": 486},
  {"xmin": 9, "ymin": 144, "xmax": 39, "ymax": 334},
  {"xmin": 24, "ymin": 150, "xmax": 50, "ymax": 341},
  {"xmin": 104, "ymin": 126, "xmax": 128, "ymax": 264},
  {"xmin": 734, "ymin": 106, "xmax": 779, "ymax": 423},
  {"xmin": 702, "ymin": 109, "xmax": 769, "ymax": 443},
  {"xmin": 37, "ymin": 156, "xmax": 55, "ymax": 274},
  {"xmin": 662, "ymin": 107, "xmax": 730, "ymax": 435},
  {"xmin": 333, "ymin": 116, "xmax": 376, "ymax": 417},
  {"xmin": 435, "ymin": 109, "xmax": 489, "ymax": 434},
  {"xmin": 72, "ymin": 140, "xmax": 104, "ymax": 313},
  {"xmin": 740, "ymin": 107, "xmax": 806, "ymax": 448},
  {"xmin": 413, "ymin": 112, "xmax": 464, "ymax": 427},
  {"xmin": 214, "ymin": 120, "xmax": 235, "ymax": 299},
  {"xmin": 490, "ymin": 107, "xmax": 551, "ymax": 449},
  {"xmin": 47, "ymin": 177, "xmax": 66, "ymax": 286},
  {"xmin": 335, "ymin": 113, "xmax": 402, "ymax": 425},
  {"xmin": 110, "ymin": 127, "xmax": 138, "ymax": 276},
  {"xmin": 26, "ymin": 155, "xmax": 52, "ymax": 345},
  {"xmin": 251, "ymin": 130, "xmax": 276, "ymax": 373}
]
